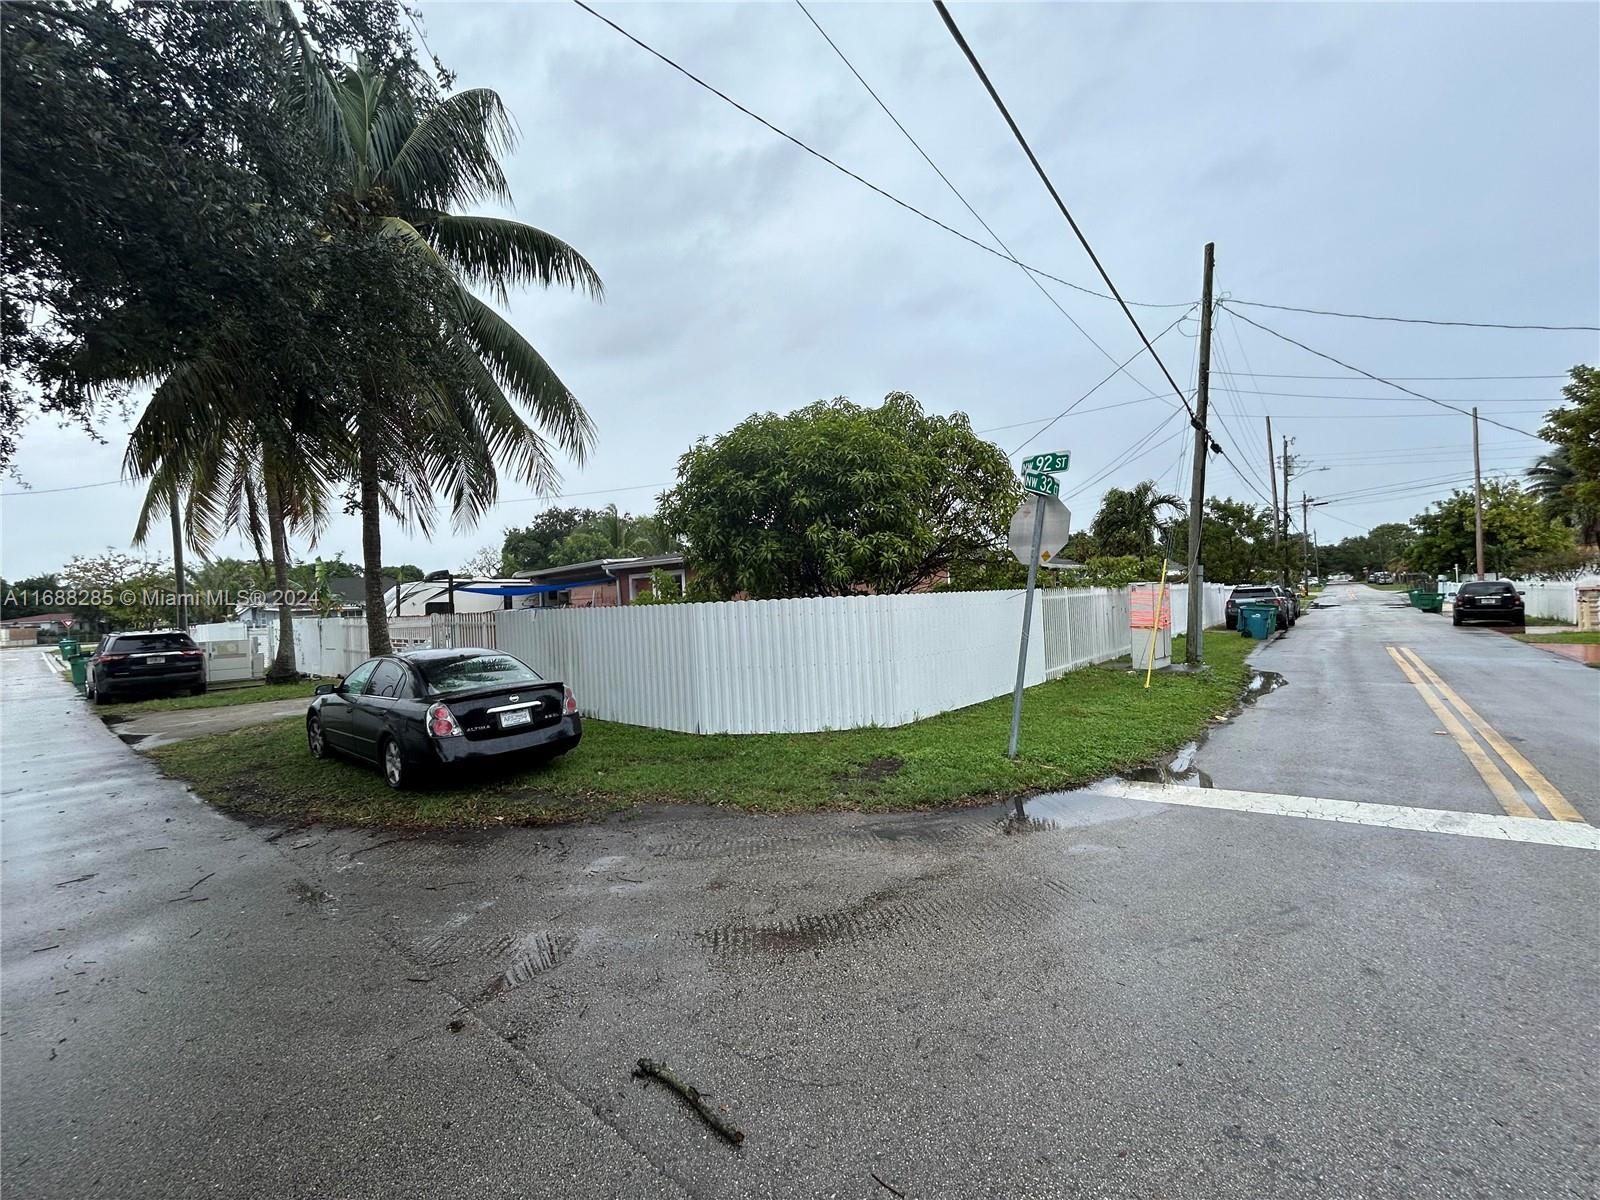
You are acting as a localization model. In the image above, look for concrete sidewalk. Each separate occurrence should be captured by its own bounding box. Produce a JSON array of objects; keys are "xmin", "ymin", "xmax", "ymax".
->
[{"xmin": 104, "ymin": 694, "xmax": 309, "ymax": 749}]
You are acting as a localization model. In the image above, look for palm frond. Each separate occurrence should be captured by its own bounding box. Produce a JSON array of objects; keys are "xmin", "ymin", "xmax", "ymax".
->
[
  {"xmin": 417, "ymin": 212, "xmax": 603, "ymax": 304},
  {"xmin": 260, "ymin": 0, "xmax": 350, "ymax": 163},
  {"xmin": 380, "ymin": 88, "xmax": 514, "ymax": 209},
  {"xmin": 455, "ymin": 288, "xmax": 596, "ymax": 465}
]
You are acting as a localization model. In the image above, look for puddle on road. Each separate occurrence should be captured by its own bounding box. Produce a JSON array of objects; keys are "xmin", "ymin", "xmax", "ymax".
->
[{"xmin": 1241, "ymin": 671, "xmax": 1286, "ymax": 705}]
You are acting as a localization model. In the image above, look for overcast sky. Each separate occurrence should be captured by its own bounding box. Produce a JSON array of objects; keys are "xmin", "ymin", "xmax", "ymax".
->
[{"xmin": 4, "ymin": 0, "xmax": 1597, "ymax": 580}]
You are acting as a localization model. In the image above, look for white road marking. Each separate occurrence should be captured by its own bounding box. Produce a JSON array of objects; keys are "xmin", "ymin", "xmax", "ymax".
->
[{"xmin": 1091, "ymin": 780, "xmax": 1600, "ymax": 852}]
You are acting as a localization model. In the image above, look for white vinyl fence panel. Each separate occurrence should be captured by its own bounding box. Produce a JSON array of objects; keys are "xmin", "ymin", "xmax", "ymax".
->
[
  {"xmin": 1509, "ymin": 580, "xmax": 1583, "ymax": 623},
  {"xmin": 430, "ymin": 611, "xmax": 499, "ymax": 649},
  {"xmin": 495, "ymin": 590, "xmax": 1046, "ymax": 735}
]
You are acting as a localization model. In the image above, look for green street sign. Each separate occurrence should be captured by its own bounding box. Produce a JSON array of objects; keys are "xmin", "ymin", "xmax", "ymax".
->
[
  {"xmin": 1022, "ymin": 451, "xmax": 1071, "ymax": 474},
  {"xmin": 1021, "ymin": 471, "xmax": 1060, "ymax": 497}
]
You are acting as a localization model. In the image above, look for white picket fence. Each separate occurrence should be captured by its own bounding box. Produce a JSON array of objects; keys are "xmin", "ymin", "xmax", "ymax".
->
[
  {"xmin": 494, "ymin": 590, "xmax": 1046, "ymax": 735},
  {"xmin": 1508, "ymin": 580, "xmax": 1588, "ymax": 623},
  {"xmin": 190, "ymin": 582, "xmax": 1235, "ymax": 733}
]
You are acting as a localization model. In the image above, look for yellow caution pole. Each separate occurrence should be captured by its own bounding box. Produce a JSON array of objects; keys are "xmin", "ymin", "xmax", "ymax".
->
[{"xmin": 1144, "ymin": 560, "xmax": 1169, "ymax": 690}]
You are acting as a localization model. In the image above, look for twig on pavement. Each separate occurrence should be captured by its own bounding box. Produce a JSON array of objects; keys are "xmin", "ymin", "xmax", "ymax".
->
[{"xmin": 633, "ymin": 1058, "xmax": 744, "ymax": 1145}]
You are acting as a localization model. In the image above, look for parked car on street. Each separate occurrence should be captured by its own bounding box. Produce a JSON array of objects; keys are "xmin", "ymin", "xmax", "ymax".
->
[
  {"xmin": 305, "ymin": 648, "xmax": 581, "ymax": 789},
  {"xmin": 85, "ymin": 630, "xmax": 207, "ymax": 703},
  {"xmin": 1452, "ymin": 581, "xmax": 1526, "ymax": 628},
  {"xmin": 1225, "ymin": 585, "xmax": 1295, "ymax": 631}
]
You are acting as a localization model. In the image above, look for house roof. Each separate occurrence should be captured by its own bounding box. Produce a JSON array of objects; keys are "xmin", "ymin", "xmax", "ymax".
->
[
  {"xmin": 1, "ymin": 612, "xmax": 74, "ymax": 627},
  {"xmin": 517, "ymin": 554, "xmax": 685, "ymax": 582}
]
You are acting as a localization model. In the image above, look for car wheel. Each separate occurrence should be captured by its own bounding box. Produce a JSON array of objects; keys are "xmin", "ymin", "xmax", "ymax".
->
[
  {"xmin": 1277, "ymin": 612, "xmax": 1289, "ymax": 631},
  {"xmin": 1452, "ymin": 615, "xmax": 1462, "ymax": 627},
  {"xmin": 307, "ymin": 715, "xmax": 327, "ymax": 760},
  {"xmin": 90, "ymin": 680, "xmax": 111, "ymax": 704},
  {"xmin": 190, "ymin": 682, "xmax": 207, "ymax": 696},
  {"xmin": 381, "ymin": 737, "xmax": 408, "ymax": 790}
]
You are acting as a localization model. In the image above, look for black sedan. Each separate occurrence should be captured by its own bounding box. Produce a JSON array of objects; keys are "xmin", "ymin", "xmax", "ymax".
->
[
  {"xmin": 1452, "ymin": 581, "xmax": 1526, "ymax": 628},
  {"xmin": 306, "ymin": 648, "xmax": 581, "ymax": 789}
]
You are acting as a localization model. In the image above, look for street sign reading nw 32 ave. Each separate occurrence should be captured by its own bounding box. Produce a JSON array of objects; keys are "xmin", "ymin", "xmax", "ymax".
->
[{"xmin": 1022, "ymin": 450, "xmax": 1071, "ymax": 474}]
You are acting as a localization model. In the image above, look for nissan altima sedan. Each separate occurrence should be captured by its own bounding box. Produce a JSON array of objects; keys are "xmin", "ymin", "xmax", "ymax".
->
[{"xmin": 305, "ymin": 648, "xmax": 581, "ymax": 789}]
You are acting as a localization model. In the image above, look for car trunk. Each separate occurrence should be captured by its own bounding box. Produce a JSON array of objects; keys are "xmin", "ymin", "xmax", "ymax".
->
[
  {"xmin": 439, "ymin": 682, "xmax": 568, "ymax": 741},
  {"xmin": 100, "ymin": 637, "xmax": 202, "ymax": 682}
]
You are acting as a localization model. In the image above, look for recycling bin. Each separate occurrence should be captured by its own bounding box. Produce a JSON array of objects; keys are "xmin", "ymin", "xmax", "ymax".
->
[
  {"xmin": 68, "ymin": 654, "xmax": 88, "ymax": 693},
  {"xmin": 57, "ymin": 637, "xmax": 79, "ymax": 659},
  {"xmin": 1413, "ymin": 592, "xmax": 1444, "ymax": 613},
  {"xmin": 1239, "ymin": 602, "xmax": 1277, "ymax": 640}
]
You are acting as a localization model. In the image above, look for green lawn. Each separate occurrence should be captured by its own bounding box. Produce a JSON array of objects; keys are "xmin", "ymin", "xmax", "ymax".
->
[
  {"xmin": 1514, "ymin": 631, "xmax": 1600, "ymax": 645},
  {"xmin": 97, "ymin": 678, "xmax": 336, "ymax": 718},
  {"xmin": 150, "ymin": 633, "xmax": 1257, "ymax": 828},
  {"xmin": 1522, "ymin": 615, "xmax": 1574, "ymax": 628}
]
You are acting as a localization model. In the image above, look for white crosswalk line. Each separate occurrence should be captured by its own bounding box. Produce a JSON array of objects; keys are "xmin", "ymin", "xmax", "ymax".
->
[{"xmin": 1090, "ymin": 780, "xmax": 1600, "ymax": 851}]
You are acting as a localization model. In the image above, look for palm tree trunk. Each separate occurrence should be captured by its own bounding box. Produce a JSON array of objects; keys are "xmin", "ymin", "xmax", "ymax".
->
[
  {"xmin": 262, "ymin": 466, "xmax": 300, "ymax": 683},
  {"xmin": 358, "ymin": 422, "xmax": 393, "ymax": 656}
]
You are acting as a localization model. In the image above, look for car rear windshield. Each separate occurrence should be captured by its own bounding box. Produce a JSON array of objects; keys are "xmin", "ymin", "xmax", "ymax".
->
[
  {"xmin": 1231, "ymin": 587, "xmax": 1274, "ymax": 598},
  {"xmin": 1459, "ymin": 582, "xmax": 1515, "ymax": 596},
  {"xmin": 418, "ymin": 653, "xmax": 543, "ymax": 696},
  {"xmin": 115, "ymin": 634, "xmax": 195, "ymax": 652}
]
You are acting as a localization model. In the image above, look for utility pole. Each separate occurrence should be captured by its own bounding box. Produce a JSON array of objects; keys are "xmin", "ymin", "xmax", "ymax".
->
[
  {"xmin": 1266, "ymin": 415, "xmax": 1280, "ymax": 568},
  {"xmin": 1184, "ymin": 242, "xmax": 1215, "ymax": 665},
  {"xmin": 1472, "ymin": 406, "xmax": 1485, "ymax": 579},
  {"xmin": 1281, "ymin": 436, "xmax": 1293, "ymax": 591},
  {"xmin": 1300, "ymin": 493, "xmax": 1311, "ymax": 592},
  {"xmin": 170, "ymin": 488, "xmax": 186, "ymax": 630}
]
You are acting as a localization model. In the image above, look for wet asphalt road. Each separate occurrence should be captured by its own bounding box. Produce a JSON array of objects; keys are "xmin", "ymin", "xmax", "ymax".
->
[{"xmin": 2, "ymin": 589, "xmax": 1596, "ymax": 1200}]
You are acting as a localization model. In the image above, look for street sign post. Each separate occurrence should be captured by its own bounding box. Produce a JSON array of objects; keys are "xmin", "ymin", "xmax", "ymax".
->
[
  {"xmin": 1020, "ymin": 471, "xmax": 1059, "ymax": 497},
  {"xmin": 1008, "ymin": 494, "xmax": 1070, "ymax": 566},
  {"xmin": 1005, "ymin": 494, "xmax": 1071, "ymax": 759},
  {"xmin": 1022, "ymin": 451, "xmax": 1071, "ymax": 474}
]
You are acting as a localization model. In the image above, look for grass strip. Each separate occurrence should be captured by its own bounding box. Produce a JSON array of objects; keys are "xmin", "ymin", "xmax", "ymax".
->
[
  {"xmin": 97, "ymin": 678, "xmax": 337, "ymax": 718},
  {"xmin": 150, "ymin": 632, "xmax": 1257, "ymax": 828}
]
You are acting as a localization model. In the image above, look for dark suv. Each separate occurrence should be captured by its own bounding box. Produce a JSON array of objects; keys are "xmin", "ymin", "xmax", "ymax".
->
[
  {"xmin": 86, "ymin": 630, "xmax": 207, "ymax": 703},
  {"xmin": 1452, "ymin": 581, "xmax": 1525, "ymax": 628},
  {"xmin": 1226, "ymin": 584, "xmax": 1295, "ymax": 631}
]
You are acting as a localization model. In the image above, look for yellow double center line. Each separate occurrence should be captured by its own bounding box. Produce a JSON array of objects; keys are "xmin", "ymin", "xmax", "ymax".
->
[{"xmin": 1385, "ymin": 645, "xmax": 1585, "ymax": 823}]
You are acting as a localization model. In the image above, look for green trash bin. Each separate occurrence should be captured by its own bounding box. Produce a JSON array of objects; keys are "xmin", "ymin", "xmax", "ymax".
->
[
  {"xmin": 1240, "ymin": 602, "xmax": 1277, "ymax": 640},
  {"xmin": 1413, "ymin": 592, "xmax": 1443, "ymax": 613},
  {"xmin": 57, "ymin": 637, "xmax": 79, "ymax": 659},
  {"xmin": 68, "ymin": 654, "xmax": 88, "ymax": 693}
]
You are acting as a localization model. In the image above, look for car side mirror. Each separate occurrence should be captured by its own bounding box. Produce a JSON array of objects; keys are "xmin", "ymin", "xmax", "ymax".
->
[
  {"xmin": 315, "ymin": 683, "xmax": 338, "ymax": 696},
  {"xmin": 1517, "ymin": 590, "xmax": 1526, "ymax": 596}
]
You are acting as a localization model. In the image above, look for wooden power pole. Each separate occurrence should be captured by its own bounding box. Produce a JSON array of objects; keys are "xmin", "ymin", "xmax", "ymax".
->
[
  {"xmin": 170, "ymin": 487, "xmax": 186, "ymax": 630},
  {"xmin": 1472, "ymin": 406, "xmax": 1485, "ymax": 579},
  {"xmin": 1266, "ymin": 415, "xmax": 1279, "ymax": 563},
  {"xmin": 1185, "ymin": 242, "xmax": 1214, "ymax": 665},
  {"xmin": 1281, "ymin": 436, "xmax": 1293, "ymax": 591}
]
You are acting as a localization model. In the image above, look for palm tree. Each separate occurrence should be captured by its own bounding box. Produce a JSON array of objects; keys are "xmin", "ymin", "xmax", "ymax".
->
[
  {"xmin": 126, "ymin": 361, "xmax": 341, "ymax": 682},
  {"xmin": 1090, "ymin": 481, "xmax": 1186, "ymax": 558},
  {"xmin": 1527, "ymin": 447, "xmax": 1599, "ymax": 546},
  {"xmin": 278, "ymin": 30, "xmax": 602, "ymax": 654}
]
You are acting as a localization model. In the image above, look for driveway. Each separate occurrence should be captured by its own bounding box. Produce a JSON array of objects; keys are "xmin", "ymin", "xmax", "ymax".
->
[{"xmin": 3, "ymin": 597, "xmax": 1596, "ymax": 1199}]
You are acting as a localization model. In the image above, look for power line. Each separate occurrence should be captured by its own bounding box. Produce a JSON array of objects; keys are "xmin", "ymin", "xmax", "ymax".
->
[
  {"xmin": 974, "ymin": 393, "xmax": 1163, "ymax": 435},
  {"xmin": 1010, "ymin": 307, "xmax": 1195, "ymax": 455},
  {"xmin": 1225, "ymin": 298, "xmax": 1599, "ymax": 333},
  {"xmin": 1222, "ymin": 304, "xmax": 1553, "ymax": 443},
  {"xmin": 1212, "ymin": 389, "xmax": 1561, "ymax": 404},
  {"xmin": 794, "ymin": 1, "xmax": 1172, "ymax": 407},
  {"xmin": 1214, "ymin": 372, "xmax": 1568, "ymax": 382},
  {"xmin": 571, "ymin": 0, "xmax": 1190, "ymax": 311},
  {"xmin": 0, "ymin": 478, "xmax": 127, "ymax": 498},
  {"xmin": 931, "ymin": 1, "xmax": 1198, "ymax": 425}
]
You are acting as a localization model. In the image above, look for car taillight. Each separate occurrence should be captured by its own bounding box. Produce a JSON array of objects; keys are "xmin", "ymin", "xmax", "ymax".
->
[
  {"xmin": 426, "ymin": 702, "xmax": 462, "ymax": 738},
  {"xmin": 563, "ymin": 686, "xmax": 578, "ymax": 715},
  {"xmin": 181, "ymin": 649, "xmax": 204, "ymax": 658},
  {"xmin": 97, "ymin": 653, "xmax": 128, "ymax": 663}
]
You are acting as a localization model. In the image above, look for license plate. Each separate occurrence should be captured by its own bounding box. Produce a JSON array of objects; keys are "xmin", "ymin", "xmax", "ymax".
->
[
  {"xmin": 1481, "ymin": 598, "xmax": 1500, "ymax": 605},
  {"xmin": 499, "ymin": 708, "xmax": 533, "ymax": 729},
  {"xmin": 147, "ymin": 655, "xmax": 166, "ymax": 664}
]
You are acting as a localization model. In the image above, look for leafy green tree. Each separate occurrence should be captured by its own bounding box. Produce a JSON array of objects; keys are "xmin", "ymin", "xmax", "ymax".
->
[
  {"xmin": 1, "ymin": 573, "xmax": 61, "ymax": 619},
  {"xmin": 1164, "ymin": 496, "xmax": 1273, "ymax": 583},
  {"xmin": 1406, "ymin": 481, "xmax": 1575, "ymax": 576},
  {"xmin": 660, "ymin": 393, "xmax": 1017, "ymax": 599},
  {"xmin": 502, "ymin": 507, "xmax": 603, "ymax": 572},
  {"xmin": 1534, "ymin": 366, "xmax": 1599, "ymax": 547},
  {"xmin": 0, "ymin": 2, "xmax": 323, "ymax": 466},
  {"xmin": 545, "ymin": 505, "xmax": 682, "ymax": 566},
  {"xmin": 1089, "ymin": 482, "xmax": 1186, "ymax": 558}
]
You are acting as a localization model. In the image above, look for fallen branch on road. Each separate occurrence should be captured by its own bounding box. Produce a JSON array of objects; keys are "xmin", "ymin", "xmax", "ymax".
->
[{"xmin": 632, "ymin": 1057, "xmax": 744, "ymax": 1145}]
